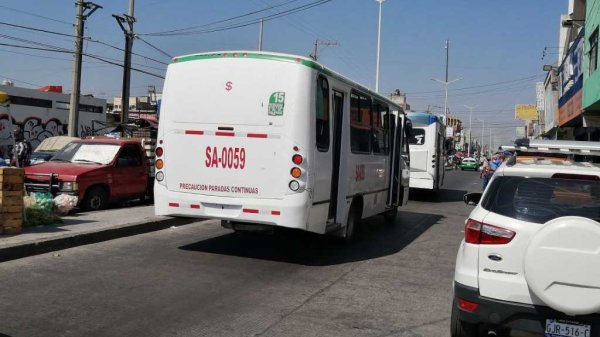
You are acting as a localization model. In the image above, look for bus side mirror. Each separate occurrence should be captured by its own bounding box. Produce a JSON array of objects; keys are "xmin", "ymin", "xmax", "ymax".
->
[{"xmin": 463, "ymin": 192, "xmax": 482, "ymax": 206}]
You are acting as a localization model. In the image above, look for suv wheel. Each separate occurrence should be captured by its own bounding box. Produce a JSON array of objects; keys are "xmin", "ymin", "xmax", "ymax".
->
[{"xmin": 450, "ymin": 304, "xmax": 478, "ymax": 337}]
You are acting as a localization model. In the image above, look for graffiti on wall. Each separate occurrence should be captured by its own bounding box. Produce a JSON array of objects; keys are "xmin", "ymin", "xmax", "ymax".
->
[{"xmin": 0, "ymin": 114, "xmax": 66, "ymax": 149}]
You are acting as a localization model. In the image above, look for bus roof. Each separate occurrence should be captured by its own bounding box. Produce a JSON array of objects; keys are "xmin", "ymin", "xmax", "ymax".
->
[
  {"xmin": 407, "ymin": 112, "xmax": 440, "ymax": 126},
  {"xmin": 171, "ymin": 50, "xmax": 404, "ymax": 112}
]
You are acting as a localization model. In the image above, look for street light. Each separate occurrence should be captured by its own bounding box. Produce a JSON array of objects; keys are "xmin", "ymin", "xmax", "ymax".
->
[
  {"xmin": 561, "ymin": 19, "xmax": 585, "ymax": 28},
  {"xmin": 375, "ymin": 0, "xmax": 385, "ymax": 93},
  {"xmin": 475, "ymin": 118, "xmax": 485, "ymax": 157},
  {"xmin": 431, "ymin": 77, "xmax": 462, "ymax": 122},
  {"xmin": 463, "ymin": 104, "xmax": 478, "ymax": 157}
]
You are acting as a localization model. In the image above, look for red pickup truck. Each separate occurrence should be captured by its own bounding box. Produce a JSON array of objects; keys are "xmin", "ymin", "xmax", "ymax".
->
[{"xmin": 25, "ymin": 138, "xmax": 155, "ymax": 211}]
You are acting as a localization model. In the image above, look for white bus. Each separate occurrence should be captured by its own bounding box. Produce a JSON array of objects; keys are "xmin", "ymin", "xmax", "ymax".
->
[
  {"xmin": 406, "ymin": 112, "xmax": 445, "ymax": 192},
  {"xmin": 154, "ymin": 51, "xmax": 411, "ymax": 239}
]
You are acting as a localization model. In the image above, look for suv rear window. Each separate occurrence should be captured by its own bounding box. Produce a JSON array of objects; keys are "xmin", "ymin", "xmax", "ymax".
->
[{"xmin": 481, "ymin": 176, "xmax": 600, "ymax": 224}]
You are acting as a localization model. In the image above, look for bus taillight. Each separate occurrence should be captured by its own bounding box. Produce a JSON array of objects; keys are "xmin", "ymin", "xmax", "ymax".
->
[
  {"xmin": 290, "ymin": 167, "xmax": 302, "ymax": 178},
  {"xmin": 156, "ymin": 147, "xmax": 163, "ymax": 157},
  {"xmin": 292, "ymin": 154, "xmax": 303, "ymax": 165}
]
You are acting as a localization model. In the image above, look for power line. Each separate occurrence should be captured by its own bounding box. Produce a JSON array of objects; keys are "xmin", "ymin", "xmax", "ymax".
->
[
  {"xmin": 0, "ymin": 47, "xmax": 105, "ymax": 65},
  {"xmin": 86, "ymin": 37, "xmax": 169, "ymax": 65},
  {"xmin": 0, "ymin": 42, "xmax": 164, "ymax": 79},
  {"xmin": 407, "ymin": 79, "xmax": 542, "ymax": 100},
  {"xmin": 403, "ymin": 74, "xmax": 541, "ymax": 95},
  {"xmin": 136, "ymin": 36, "xmax": 173, "ymax": 59},
  {"xmin": 0, "ymin": 5, "xmax": 71, "ymax": 25},
  {"xmin": 141, "ymin": 0, "xmax": 333, "ymax": 37},
  {"xmin": 0, "ymin": 21, "xmax": 74, "ymax": 37},
  {"xmin": 143, "ymin": 0, "xmax": 304, "ymax": 36},
  {"xmin": 0, "ymin": 33, "xmax": 166, "ymax": 71},
  {"xmin": 0, "ymin": 21, "xmax": 169, "ymax": 65}
]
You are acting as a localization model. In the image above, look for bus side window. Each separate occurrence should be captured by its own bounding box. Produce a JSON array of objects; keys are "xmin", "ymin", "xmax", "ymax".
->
[
  {"xmin": 350, "ymin": 91, "xmax": 372, "ymax": 154},
  {"xmin": 316, "ymin": 76, "xmax": 330, "ymax": 152},
  {"xmin": 372, "ymin": 102, "xmax": 389, "ymax": 155}
]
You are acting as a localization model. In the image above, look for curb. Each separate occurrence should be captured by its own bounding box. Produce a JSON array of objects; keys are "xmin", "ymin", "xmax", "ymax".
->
[{"xmin": 0, "ymin": 217, "xmax": 197, "ymax": 263}]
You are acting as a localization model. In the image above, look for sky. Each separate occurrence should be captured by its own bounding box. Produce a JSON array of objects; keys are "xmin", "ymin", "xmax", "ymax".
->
[{"xmin": 0, "ymin": 0, "xmax": 567, "ymax": 145}]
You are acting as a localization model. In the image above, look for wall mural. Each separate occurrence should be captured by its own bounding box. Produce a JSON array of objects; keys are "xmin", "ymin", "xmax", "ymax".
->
[{"xmin": 0, "ymin": 114, "xmax": 66, "ymax": 150}]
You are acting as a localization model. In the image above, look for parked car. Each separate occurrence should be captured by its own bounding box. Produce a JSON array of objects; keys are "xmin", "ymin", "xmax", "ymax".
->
[
  {"xmin": 452, "ymin": 140, "xmax": 600, "ymax": 337},
  {"xmin": 24, "ymin": 137, "xmax": 155, "ymax": 211},
  {"xmin": 459, "ymin": 157, "xmax": 478, "ymax": 171},
  {"xmin": 30, "ymin": 136, "xmax": 78, "ymax": 165},
  {"xmin": 29, "ymin": 151, "xmax": 55, "ymax": 165}
]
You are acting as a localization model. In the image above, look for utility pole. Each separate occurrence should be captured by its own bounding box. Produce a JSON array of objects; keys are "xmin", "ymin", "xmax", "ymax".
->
[
  {"xmin": 489, "ymin": 129, "xmax": 493, "ymax": 154},
  {"xmin": 474, "ymin": 118, "xmax": 485, "ymax": 157},
  {"xmin": 431, "ymin": 40, "xmax": 461, "ymax": 123},
  {"xmin": 68, "ymin": 0, "xmax": 101, "ymax": 137},
  {"xmin": 464, "ymin": 104, "xmax": 478, "ymax": 157},
  {"xmin": 258, "ymin": 18, "xmax": 264, "ymax": 51},
  {"xmin": 480, "ymin": 119, "xmax": 485, "ymax": 156},
  {"xmin": 309, "ymin": 40, "xmax": 338, "ymax": 61},
  {"xmin": 375, "ymin": 0, "xmax": 385, "ymax": 93},
  {"xmin": 113, "ymin": 0, "xmax": 136, "ymax": 133}
]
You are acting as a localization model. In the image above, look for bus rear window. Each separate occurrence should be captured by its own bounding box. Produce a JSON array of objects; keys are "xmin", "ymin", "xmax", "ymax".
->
[{"xmin": 409, "ymin": 129, "xmax": 425, "ymax": 145}]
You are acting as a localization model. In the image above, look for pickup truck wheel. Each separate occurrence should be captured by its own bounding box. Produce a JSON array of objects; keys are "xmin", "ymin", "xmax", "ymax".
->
[{"xmin": 83, "ymin": 186, "xmax": 108, "ymax": 211}]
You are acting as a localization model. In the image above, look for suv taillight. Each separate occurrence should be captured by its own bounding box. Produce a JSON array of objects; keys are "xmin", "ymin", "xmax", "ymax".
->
[{"xmin": 465, "ymin": 219, "xmax": 515, "ymax": 244}]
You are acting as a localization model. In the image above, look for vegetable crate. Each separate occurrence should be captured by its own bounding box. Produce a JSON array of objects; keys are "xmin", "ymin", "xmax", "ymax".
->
[{"xmin": 0, "ymin": 168, "xmax": 24, "ymax": 235}]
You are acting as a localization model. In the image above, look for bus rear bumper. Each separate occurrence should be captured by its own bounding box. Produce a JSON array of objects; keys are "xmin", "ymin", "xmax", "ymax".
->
[
  {"xmin": 154, "ymin": 184, "xmax": 310, "ymax": 231},
  {"xmin": 409, "ymin": 175, "xmax": 434, "ymax": 189}
]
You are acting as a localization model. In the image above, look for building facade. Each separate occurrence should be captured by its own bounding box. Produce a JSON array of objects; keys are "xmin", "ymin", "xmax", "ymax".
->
[
  {"xmin": 540, "ymin": 0, "xmax": 600, "ymax": 141},
  {"xmin": 582, "ymin": 0, "xmax": 600, "ymax": 140},
  {"xmin": 0, "ymin": 84, "xmax": 106, "ymax": 148}
]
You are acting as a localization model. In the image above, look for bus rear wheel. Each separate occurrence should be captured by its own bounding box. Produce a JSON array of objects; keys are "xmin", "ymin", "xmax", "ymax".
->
[
  {"xmin": 384, "ymin": 206, "xmax": 398, "ymax": 223},
  {"xmin": 342, "ymin": 204, "xmax": 360, "ymax": 243}
]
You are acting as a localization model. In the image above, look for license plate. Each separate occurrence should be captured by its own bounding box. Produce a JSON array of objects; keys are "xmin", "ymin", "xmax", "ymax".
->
[{"xmin": 545, "ymin": 319, "xmax": 591, "ymax": 337}]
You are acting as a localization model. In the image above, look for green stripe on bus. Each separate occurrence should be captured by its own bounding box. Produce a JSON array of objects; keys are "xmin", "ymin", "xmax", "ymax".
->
[{"xmin": 173, "ymin": 53, "xmax": 320, "ymax": 68}]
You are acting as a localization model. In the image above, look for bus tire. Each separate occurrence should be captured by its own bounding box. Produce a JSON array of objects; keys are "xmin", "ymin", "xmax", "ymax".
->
[
  {"xmin": 384, "ymin": 206, "xmax": 398, "ymax": 224},
  {"xmin": 82, "ymin": 186, "xmax": 109, "ymax": 211},
  {"xmin": 342, "ymin": 204, "xmax": 360, "ymax": 242}
]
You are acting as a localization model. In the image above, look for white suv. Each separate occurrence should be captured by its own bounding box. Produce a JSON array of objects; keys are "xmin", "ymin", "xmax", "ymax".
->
[{"xmin": 452, "ymin": 140, "xmax": 600, "ymax": 337}]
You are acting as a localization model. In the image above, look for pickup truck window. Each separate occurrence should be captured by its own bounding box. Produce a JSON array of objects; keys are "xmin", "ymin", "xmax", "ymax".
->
[
  {"xmin": 52, "ymin": 143, "xmax": 120, "ymax": 165},
  {"xmin": 117, "ymin": 145, "xmax": 142, "ymax": 167}
]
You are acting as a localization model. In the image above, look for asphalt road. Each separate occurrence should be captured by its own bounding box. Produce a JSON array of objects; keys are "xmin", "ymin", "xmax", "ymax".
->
[{"xmin": 0, "ymin": 169, "xmax": 482, "ymax": 337}]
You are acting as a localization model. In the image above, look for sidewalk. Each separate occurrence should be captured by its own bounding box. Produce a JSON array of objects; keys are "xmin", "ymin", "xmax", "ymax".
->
[{"xmin": 0, "ymin": 205, "xmax": 196, "ymax": 263}]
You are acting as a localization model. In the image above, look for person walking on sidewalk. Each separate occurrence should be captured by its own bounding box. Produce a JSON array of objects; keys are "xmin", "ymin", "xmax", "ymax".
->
[
  {"xmin": 10, "ymin": 128, "xmax": 31, "ymax": 168},
  {"xmin": 0, "ymin": 145, "xmax": 7, "ymax": 166}
]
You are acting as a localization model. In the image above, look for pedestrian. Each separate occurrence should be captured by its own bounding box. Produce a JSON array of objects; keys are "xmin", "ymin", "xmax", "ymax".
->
[
  {"xmin": 10, "ymin": 128, "xmax": 31, "ymax": 168},
  {"xmin": 0, "ymin": 145, "xmax": 6, "ymax": 167},
  {"xmin": 489, "ymin": 155, "xmax": 502, "ymax": 171},
  {"xmin": 480, "ymin": 155, "xmax": 502, "ymax": 190},
  {"xmin": 480, "ymin": 158, "xmax": 491, "ymax": 190}
]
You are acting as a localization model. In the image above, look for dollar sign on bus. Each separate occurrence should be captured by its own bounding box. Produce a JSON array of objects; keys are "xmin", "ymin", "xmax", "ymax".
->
[{"xmin": 225, "ymin": 81, "xmax": 233, "ymax": 91}]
